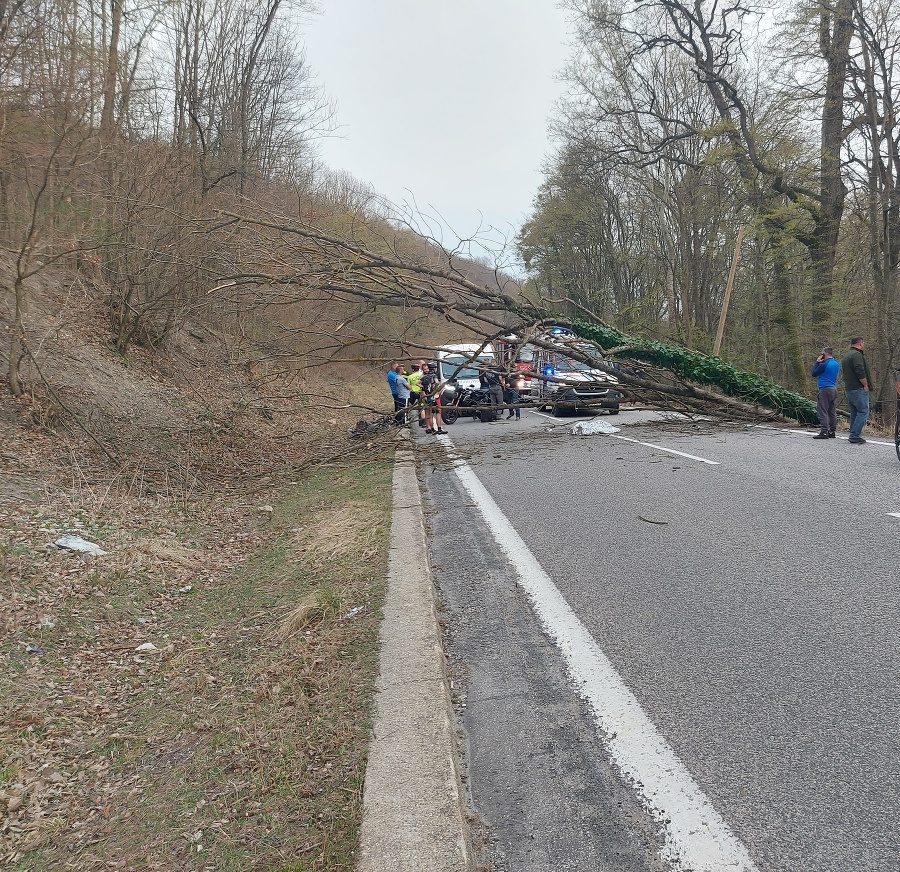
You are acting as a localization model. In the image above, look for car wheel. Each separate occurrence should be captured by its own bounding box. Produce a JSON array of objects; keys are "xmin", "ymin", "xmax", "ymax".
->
[{"xmin": 608, "ymin": 406, "xmax": 620, "ymax": 416}]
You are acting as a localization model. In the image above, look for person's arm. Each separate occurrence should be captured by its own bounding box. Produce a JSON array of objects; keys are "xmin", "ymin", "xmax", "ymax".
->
[
  {"xmin": 852, "ymin": 353, "xmax": 869, "ymax": 390},
  {"xmin": 812, "ymin": 360, "xmax": 825, "ymax": 377}
]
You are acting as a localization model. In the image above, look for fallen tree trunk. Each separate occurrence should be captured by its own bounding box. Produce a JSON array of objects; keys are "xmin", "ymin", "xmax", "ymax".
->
[{"xmin": 211, "ymin": 210, "xmax": 819, "ymax": 426}]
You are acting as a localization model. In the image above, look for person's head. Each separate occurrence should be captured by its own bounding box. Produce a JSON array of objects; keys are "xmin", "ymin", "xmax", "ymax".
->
[
  {"xmin": 851, "ymin": 336, "xmax": 865, "ymax": 349},
  {"xmin": 421, "ymin": 362, "xmax": 429, "ymax": 373},
  {"xmin": 412, "ymin": 363, "xmax": 420, "ymax": 372},
  {"xmin": 390, "ymin": 360, "xmax": 399, "ymax": 372},
  {"xmin": 417, "ymin": 359, "xmax": 427, "ymax": 369},
  {"xmin": 822, "ymin": 346, "xmax": 833, "ymax": 358}
]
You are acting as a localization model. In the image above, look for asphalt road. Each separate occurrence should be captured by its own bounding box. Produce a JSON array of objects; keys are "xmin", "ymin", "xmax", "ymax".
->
[{"xmin": 420, "ymin": 408, "xmax": 900, "ymax": 872}]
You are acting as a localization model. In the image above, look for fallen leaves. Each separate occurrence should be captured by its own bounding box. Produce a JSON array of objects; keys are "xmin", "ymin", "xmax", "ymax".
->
[{"xmin": 1, "ymin": 459, "xmax": 392, "ymax": 871}]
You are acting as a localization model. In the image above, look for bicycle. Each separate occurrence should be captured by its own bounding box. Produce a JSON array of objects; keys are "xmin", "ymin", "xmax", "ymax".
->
[{"xmin": 349, "ymin": 415, "xmax": 395, "ymax": 438}]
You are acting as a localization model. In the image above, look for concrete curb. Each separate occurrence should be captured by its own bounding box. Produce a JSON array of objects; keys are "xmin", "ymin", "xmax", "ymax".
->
[{"xmin": 357, "ymin": 450, "xmax": 473, "ymax": 871}]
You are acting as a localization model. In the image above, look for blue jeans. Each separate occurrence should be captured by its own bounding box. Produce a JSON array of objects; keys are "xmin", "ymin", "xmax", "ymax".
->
[{"xmin": 846, "ymin": 388, "xmax": 870, "ymax": 438}]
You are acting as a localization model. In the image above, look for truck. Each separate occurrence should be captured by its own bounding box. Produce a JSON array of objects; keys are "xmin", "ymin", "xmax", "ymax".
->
[
  {"xmin": 434, "ymin": 343, "xmax": 496, "ymax": 389},
  {"xmin": 496, "ymin": 329, "xmax": 622, "ymax": 415}
]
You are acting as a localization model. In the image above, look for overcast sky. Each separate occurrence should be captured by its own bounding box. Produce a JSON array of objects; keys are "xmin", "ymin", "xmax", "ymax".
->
[{"xmin": 302, "ymin": 1, "xmax": 572, "ymax": 259}]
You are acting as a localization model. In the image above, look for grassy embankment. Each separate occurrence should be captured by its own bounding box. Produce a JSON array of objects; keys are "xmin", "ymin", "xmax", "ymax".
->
[{"xmin": 1, "ymin": 458, "xmax": 393, "ymax": 871}]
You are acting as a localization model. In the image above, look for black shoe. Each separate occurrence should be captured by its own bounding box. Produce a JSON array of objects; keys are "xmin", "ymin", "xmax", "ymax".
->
[
  {"xmin": 425, "ymin": 428, "xmax": 435, "ymax": 434},
  {"xmin": 436, "ymin": 428, "xmax": 447, "ymax": 435},
  {"xmin": 848, "ymin": 436, "xmax": 866, "ymax": 444},
  {"xmin": 828, "ymin": 431, "xmax": 836, "ymax": 438},
  {"xmin": 507, "ymin": 412, "xmax": 515, "ymax": 419},
  {"xmin": 812, "ymin": 432, "xmax": 829, "ymax": 439}
]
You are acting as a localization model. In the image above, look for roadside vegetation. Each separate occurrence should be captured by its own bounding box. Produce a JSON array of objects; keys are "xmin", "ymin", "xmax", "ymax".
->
[{"xmin": 1, "ymin": 444, "xmax": 393, "ymax": 871}]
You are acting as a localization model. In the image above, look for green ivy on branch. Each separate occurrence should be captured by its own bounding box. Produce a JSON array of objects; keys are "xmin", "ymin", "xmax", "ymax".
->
[{"xmin": 569, "ymin": 318, "xmax": 819, "ymax": 425}]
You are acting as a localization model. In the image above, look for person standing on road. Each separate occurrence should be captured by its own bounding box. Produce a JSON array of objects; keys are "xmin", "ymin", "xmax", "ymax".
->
[
  {"xmin": 387, "ymin": 361, "xmax": 402, "ymax": 420},
  {"xmin": 842, "ymin": 337, "xmax": 873, "ymax": 444},
  {"xmin": 503, "ymin": 373, "xmax": 521, "ymax": 420},
  {"xmin": 479, "ymin": 362, "xmax": 505, "ymax": 421},
  {"xmin": 811, "ymin": 347, "xmax": 839, "ymax": 439},
  {"xmin": 420, "ymin": 363, "xmax": 446, "ymax": 435},
  {"xmin": 407, "ymin": 363, "xmax": 424, "ymax": 428},
  {"xmin": 395, "ymin": 365, "xmax": 411, "ymax": 425}
]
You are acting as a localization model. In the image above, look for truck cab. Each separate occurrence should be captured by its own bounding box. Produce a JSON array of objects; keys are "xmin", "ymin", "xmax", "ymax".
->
[{"xmin": 434, "ymin": 343, "xmax": 495, "ymax": 389}]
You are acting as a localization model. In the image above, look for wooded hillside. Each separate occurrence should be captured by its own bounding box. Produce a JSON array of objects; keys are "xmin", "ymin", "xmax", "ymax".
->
[{"xmin": 521, "ymin": 0, "xmax": 899, "ymax": 405}]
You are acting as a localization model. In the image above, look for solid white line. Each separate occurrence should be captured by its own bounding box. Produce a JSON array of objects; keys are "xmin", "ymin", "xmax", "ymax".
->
[
  {"xmin": 887, "ymin": 513, "xmax": 900, "ymax": 519},
  {"xmin": 784, "ymin": 428, "xmax": 894, "ymax": 446},
  {"xmin": 609, "ymin": 434, "xmax": 720, "ymax": 465},
  {"xmin": 441, "ymin": 437, "xmax": 758, "ymax": 872}
]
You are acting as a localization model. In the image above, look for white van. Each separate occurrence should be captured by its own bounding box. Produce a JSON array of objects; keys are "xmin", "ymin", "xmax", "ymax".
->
[{"xmin": 434, "ymin": 343, "xmax": 496, "ymax": 390}]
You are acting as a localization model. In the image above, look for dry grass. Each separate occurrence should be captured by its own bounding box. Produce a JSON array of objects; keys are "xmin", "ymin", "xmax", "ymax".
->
[{"xmin": 0, "ymin": 459, "xmax": 393, "ymax": 871}]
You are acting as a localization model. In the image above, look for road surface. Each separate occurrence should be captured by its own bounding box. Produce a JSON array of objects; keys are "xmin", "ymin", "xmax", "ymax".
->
[{"xmin": 420, "ymin": 408, "xmax": 900, "ymax": 872}]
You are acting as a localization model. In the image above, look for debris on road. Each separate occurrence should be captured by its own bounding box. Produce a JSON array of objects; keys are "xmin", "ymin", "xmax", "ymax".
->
[{"xmin": 571, "ymin": 419, "xmax": 621, "ymax": 436}]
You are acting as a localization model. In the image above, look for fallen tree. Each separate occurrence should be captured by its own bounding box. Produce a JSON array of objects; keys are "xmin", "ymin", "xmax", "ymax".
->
[{"xmin": 211, "ymin": 208, "xmax": 819, "ymax": 426}]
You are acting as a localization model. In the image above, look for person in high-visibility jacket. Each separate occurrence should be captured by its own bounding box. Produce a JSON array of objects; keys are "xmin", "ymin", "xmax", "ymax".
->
[{"xmin": 407, "ymin": 363, "xmax": 425, "ymax": 428}]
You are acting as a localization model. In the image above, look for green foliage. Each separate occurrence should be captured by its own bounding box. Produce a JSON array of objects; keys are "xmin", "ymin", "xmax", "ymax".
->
[{"xmin": 569, "ymin": 317, "xmax": 819, "ymax": 424}]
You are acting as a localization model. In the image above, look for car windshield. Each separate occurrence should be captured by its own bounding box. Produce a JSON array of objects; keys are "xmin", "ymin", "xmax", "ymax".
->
[{"xmin": 440, "ymin": 355, "xmax": 489, "ymax": 380}]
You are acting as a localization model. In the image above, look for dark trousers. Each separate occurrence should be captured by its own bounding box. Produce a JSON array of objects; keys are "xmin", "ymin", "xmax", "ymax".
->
[
  {"xmin": 504, "ymin": 388, "xmax": 520, "ymax": 418},
  {"xmin": 816, "ymin": 386, "xmax": 837, "ymax": 433},
  {"xmin": 393, "ymin": 395, "xmax": 407, "ymax": 424}
]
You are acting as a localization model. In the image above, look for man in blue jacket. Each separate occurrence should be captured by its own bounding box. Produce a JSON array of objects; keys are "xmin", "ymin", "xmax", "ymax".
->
[{"xmin": 811, "ymin": 347, "xmax": 839, "ymax": 439}]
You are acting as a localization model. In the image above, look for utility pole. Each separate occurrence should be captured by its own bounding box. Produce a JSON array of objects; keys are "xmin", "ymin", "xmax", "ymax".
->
[{"xmin": 713, "ymin": 226, "xmax": 746, "ymax": 357}]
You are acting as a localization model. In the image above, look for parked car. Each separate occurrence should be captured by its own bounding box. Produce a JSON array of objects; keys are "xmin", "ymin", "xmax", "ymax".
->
[{"xmin": 537, "ymin": 354, "xmax": 622, "ymax": 416}]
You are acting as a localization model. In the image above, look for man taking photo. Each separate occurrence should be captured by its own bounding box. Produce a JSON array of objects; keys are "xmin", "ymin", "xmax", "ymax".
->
[{"xmin": 811, "ymin": 347, "xmax": 839, "ymax": 439}]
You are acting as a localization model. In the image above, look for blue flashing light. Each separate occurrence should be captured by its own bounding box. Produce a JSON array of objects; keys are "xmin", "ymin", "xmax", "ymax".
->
[{"xmin": 543, "ymin": 365, "xmax": 555, "ymax": 377}]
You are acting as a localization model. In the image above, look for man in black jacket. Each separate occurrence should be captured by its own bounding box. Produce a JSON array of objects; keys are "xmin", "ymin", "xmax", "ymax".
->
[
  {"xmin": 479, "ymin": 362, "xmax": 505, "ymax": 422},
  {"xmin": 842, "ymin": 337, "xmax": 873, "ymax": 444}
]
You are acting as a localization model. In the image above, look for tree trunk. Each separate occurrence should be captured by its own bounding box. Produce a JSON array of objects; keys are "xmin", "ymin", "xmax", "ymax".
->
[
  {"xmin": 100, "ymin": 0, "xmax": 122, "ymax": 138},
  {"xmin": 771, "ymin": 242, "xmax": 808, "ymax": 388},
  {"xmin": 812, "ymin": 0, "xmax": 853, "ymax": 338},
  {"xmin": 8, "ymin": 274, "xmax": 25, "ymax": 396}
]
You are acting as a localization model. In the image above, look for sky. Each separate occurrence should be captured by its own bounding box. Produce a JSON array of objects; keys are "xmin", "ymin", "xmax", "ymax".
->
[{"xmin": 302, "ymin": 0, "xmax": 572, "ymax": 261}]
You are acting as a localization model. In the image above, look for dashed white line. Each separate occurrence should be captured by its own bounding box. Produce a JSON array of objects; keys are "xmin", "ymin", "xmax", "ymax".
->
[
  {"xmin": 439, "ymin": 436, "xmax": 758, "ymax": 872},
  {"xmin": 529, "ymin": 410, "xmax": 721, "ymax": 462},
  {"xmin": 608, "ymin": 433, "xmax": 720, "ymax": 465}
]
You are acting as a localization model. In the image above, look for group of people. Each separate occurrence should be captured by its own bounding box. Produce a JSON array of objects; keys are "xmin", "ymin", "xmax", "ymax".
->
[
  {"xmin": 386, "ymin": 357, "xmax": 522, "ymax": 434},
  {"xmin": 386, "ymin": 360, "xmax": 446, "ymax": 434},
  {"xmin": 812, "ymin": 337, "xmax": 873, "ymax": 443}
]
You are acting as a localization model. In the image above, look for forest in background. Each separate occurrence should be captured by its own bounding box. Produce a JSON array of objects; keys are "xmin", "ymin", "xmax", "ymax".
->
[
  {"xmin": 3, "ymin": 0, "xmax": 899, "ymax": 432},
  {"xmin": 0, "ymin": 0, "xmax": 508, "ymax": 435},
  {"xmin": 520, "ymin": 0, "xmax": 900, "ymax": 408}
]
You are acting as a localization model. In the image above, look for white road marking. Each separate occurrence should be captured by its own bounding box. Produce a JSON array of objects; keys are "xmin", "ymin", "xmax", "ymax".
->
[
  {"xmin": 784, "ymin": 428, "xmax": 895, "ymax": 446},
  {"xmin": 608, "ymin": 434, "xmax": 720, "ymax": 465},
  {"xmin": 531, "ymin": 410, "xmax": 721, "ymax": 461},
  {"xmin": 440, "ymin": 437, "xmax": 758, "ymax": 872},
  {"xmin": 887, "ymin": 513, "xmax": 900, "ymax": 520}
]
